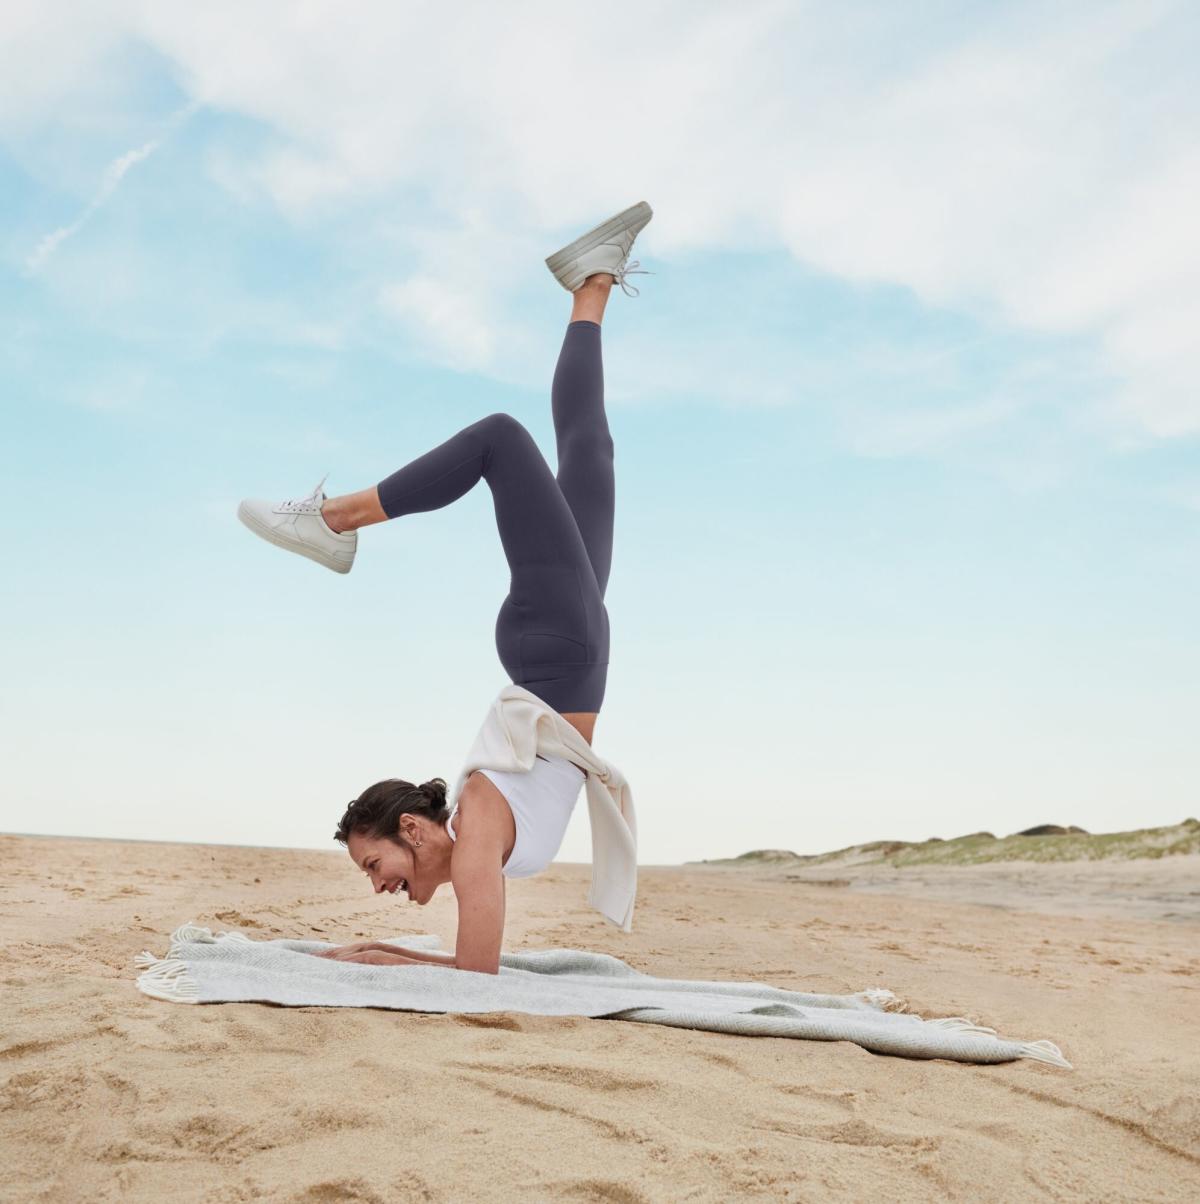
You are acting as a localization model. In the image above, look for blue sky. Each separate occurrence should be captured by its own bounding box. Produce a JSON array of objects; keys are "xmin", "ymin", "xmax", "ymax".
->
[{"xmin": 2, "ymin": 2, "xmax": 1197, "ymax": 864}]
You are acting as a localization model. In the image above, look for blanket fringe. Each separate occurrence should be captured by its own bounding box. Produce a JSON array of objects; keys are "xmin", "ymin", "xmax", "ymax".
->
[
  {"xmin": 134, "ymin": 953, "xmax": 199, "ymax": 1003},
  {"xmin": 134, "ymin": 922, "xmax": 255, "ymax": 1003},
  {"xmin": 166, "ymin": 922, "xmax": 251, "ymax": 959},
  {"xmin": 1019, "ymin": 1039, "xmax": 1072, "ymax": 1069},
  {"xmin": 857, "ymin": 987, "xmax": 907, "ymax": 1013},
  {"xmin": 926, "ymin": 1019, "xmax": 1071, "ymax": 1067},
  {"xmin": 171, "ymin": 922, "xmax": 216, "ymax": 944}
]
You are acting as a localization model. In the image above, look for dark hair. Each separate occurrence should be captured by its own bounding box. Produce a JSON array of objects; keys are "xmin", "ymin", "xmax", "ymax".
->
[{"xmin": 334, "ymin": 777, "xmax": 449, "ymax": 846}]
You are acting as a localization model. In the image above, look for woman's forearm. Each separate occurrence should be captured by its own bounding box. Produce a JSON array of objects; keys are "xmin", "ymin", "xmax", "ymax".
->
[
  {"xmin": 370, "ymin": 943, "xmax": 459, "ymax": 967},
  {"xmin": 371, "ymin": 943, "xmax": 499, "ymax": 974}
]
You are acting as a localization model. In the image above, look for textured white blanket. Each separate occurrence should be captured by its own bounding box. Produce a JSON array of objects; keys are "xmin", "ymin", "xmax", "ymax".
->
[{"xmin": 135, "ymin": 924, "xmax": 1070, "ymax": 1068}]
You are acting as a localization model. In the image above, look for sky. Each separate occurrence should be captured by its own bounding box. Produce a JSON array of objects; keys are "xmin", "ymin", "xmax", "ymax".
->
[{"xmin": 2, "ymin": 1, "xmax": 1198, "ymax": 867}]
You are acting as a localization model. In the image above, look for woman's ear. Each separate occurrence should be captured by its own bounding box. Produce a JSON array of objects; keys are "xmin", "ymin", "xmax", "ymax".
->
[{"xmin": 398, "ymin": 814, "xmax": 422, "ymax": 848}]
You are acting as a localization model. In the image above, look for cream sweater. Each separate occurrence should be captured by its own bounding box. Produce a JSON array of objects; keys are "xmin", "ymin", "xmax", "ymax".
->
[{"xmin": 448, "ymin": 684, "xmax": 638, "ymax": 932}]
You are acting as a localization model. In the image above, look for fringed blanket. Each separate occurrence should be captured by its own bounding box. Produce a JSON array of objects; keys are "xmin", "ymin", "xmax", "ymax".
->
[{"xmin": 135, "ymin": 924, "xmax": 1070, "ymax": 1068}]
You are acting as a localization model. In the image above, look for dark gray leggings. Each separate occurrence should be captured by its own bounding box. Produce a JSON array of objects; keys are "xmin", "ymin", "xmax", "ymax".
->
[{"xmin": 376, "ymin": 320, "xmax": 612, "ymax": 712}]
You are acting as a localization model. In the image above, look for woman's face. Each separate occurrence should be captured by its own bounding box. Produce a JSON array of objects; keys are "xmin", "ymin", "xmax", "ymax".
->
[{"xmin": 347, "ymin": 829, "xmax": 429, "ymax": 903}]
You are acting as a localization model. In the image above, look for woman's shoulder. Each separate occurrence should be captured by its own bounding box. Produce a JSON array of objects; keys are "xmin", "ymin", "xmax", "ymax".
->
[
  {"xmin": 461, "ymin": 768, "xmax": 506, "ymax": 803},
  {"xmin": 453, "ymin": 773, "xmax": 516, "ymax": 845}
]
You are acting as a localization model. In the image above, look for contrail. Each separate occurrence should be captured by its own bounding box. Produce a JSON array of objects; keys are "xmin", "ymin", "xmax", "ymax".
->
[{"xmin": 24, "ymin": 99, "xmax": 201, "ymax": 275}]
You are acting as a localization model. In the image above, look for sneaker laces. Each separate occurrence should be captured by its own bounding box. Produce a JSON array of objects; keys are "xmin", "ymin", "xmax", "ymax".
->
[
  {"xmin": 277, "ymin": 473, "xmax": 329, "ymax": 514},
  {"xmin": 612, "ymin": 258, "xmax": 652, "ymax": 297}
]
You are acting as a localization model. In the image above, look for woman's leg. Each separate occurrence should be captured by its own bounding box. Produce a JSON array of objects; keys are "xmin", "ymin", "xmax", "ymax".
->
[
  {"xmin": 553, "ymin": 274, "xmax": 617, "ymax": 599},
  {"xmin": 316, "ymin": 275, "xmax": 615, "ymax": 713},
  {"xmin": 322, "ymin": 272, "xmax": 617, "ymax": 540},
  {"xmin": 366, "ymin": 412, "xmax": 590, "ymax": 566},
  {"xmin": 362, "ymin": 411, "xmax": 606, "ymax": 710}
]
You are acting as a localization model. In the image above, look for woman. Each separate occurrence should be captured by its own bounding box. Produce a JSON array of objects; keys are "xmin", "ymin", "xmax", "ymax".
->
[{"xmin": 237, "ymin": 201, "xmax": 652, "ymax": 974}]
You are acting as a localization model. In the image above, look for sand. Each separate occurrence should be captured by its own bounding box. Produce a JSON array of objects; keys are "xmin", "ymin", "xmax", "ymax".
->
[
  {"xmin": 2, "ymin": 833, "xmax": 1197, "ymax": 1203},
  {"xmin": 752, "ymin": 852, "xmax": 1200, "ymax": 925}
]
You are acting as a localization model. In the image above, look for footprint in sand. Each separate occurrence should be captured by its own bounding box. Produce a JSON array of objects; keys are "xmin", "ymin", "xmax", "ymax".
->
[
  {"xmin": 213, "ymin": 910, "xmax": 265, "ymax": 929},
  {"xmin": 291, "ymin": 1179, "xmax": 388, "ymax": 1204},
  {"xmin": 452, "ymin": 1013, "xmax": 524, "ymax": 1031},
  {"xmin": 457, "ymin": 1060, "xmax": 658, "ymax": 1093},
  {"xmin": 553, "ymin": 1180, "xmax": 652, "ymax": 1204}
]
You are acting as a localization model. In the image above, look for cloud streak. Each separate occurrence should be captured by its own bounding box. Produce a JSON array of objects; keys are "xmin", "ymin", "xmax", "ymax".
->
[{"xmin": 24, "ymin": 99, "xmax": 200, "ymax": 275}]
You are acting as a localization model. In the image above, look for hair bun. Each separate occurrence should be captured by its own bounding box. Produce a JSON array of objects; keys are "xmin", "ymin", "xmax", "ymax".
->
[{"xmin": 422, "ymin": 778, "xmax": 448, "ymax": 809}]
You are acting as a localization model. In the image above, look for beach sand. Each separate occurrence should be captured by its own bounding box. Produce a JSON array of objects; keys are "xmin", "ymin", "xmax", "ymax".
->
[{"xmin": 2, "ymin": 833, "xmax": 1197, "ymax": 1202}]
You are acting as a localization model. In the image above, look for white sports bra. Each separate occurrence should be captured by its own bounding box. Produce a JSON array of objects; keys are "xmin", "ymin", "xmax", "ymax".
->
[{"xmin": 445, "ymin": 753, "xmax": 586, "ymax": 878}]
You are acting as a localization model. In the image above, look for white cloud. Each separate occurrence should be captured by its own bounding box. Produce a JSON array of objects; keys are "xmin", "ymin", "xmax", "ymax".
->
[
  {"xmin": 378, "ymin": 276, "xmax": 497, "ymax": 371},
  {"xmin": 4, "ymin": 0, "xmax": 1198, "ymax": 434}
]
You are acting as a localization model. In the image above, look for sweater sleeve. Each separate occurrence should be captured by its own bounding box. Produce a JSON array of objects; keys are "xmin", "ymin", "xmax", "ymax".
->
[{"xmin": 451, "ymin": 685, "xmax": 638, "ymax": 928}]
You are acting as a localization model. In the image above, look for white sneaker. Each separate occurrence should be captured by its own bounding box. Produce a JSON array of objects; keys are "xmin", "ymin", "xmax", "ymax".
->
[
  {"xmin": 236, "ymin": 474, "xmax": 357, "ymax": 574},
  {"xmin": 545, "ymin": 200, "xmax": 654, "ymax": 295}
]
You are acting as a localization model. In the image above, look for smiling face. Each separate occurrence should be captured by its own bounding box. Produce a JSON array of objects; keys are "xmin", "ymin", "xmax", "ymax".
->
[
  {"xmin": 345, "ymin": 814, "xmax": 452, "ymax": 906},
  {"xmin": 348, "ymin": 830, "xmax": 418, "ymax": 901}
]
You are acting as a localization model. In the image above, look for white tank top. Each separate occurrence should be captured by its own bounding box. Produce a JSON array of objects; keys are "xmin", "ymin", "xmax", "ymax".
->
[{"xmin": 445, "ymin": 753, "xmax": 586, "ymax": 878}]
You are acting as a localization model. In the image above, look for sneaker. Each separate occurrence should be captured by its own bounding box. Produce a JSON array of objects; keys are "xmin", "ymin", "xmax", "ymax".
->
[
  {"xmin": 545, "ymin": 200, "xmax": 654, "ymax": 295},
  {"xmin": 236, "ymin": 474, "xmax": 357, "ymax": 574}
]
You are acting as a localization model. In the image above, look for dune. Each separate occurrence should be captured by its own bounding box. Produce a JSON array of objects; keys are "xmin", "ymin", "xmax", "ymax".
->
[
  {"xmin": 705, "ymin": 817, "xmax": 1200, "ymax": 869},
  {"xmin": 1, "ymin": 830, "xmax": 1197, "ymax": 1202},
  {"xmin": 698, "ymin": 819, "xmax": 1200, "ymax": 925}
]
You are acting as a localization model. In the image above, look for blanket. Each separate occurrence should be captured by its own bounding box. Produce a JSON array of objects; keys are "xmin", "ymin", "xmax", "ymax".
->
[{"xmin": 134, "ymin": 924, "xmax": 1070, "ymax": 1068}]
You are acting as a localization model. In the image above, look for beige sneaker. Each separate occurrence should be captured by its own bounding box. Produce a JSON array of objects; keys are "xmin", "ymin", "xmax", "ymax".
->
[
  {"xmin": 236, "ymin": 474, "xmax": 357, "ymax": 574},
  {"xmin": 545, "ymin": 201, "xmax": 654, "ymax": 295}
]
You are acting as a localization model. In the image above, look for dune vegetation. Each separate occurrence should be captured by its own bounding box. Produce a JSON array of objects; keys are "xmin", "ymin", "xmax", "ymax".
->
[{"xmin": 709, "ymin": 818, "xmax": 1200, "ymax": 869}]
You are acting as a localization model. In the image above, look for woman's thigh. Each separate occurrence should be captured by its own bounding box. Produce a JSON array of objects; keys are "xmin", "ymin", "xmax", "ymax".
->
[
  {"xmin": 483, "ymin": 415, "xmax": 610, "ymax": 709},
  {"xmin": 494, "ymin": 563, "xmax": 609, "ymax": 694}
]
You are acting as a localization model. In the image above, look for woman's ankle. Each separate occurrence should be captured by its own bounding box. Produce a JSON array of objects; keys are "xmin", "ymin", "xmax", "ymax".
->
[
  {"xmin": 570, "ymin": 274, "xmax": 613, "ymax": 324},
  {"xmin": 321, "ymin": 498, "xmax": 354, "ymax": 534},
  {"xmin": 323, "ymin": 486, "xmax": 388, "ymax": 533}
]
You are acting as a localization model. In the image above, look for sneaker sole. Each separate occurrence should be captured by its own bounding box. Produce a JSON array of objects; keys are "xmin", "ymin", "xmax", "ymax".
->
[
  {"xmin": 237, "ymin": 501, "xmax": 354, "ymax": 574},
  {"xmin": 545, "ymin": 200, "xmax": 653, "ymax": 275}
]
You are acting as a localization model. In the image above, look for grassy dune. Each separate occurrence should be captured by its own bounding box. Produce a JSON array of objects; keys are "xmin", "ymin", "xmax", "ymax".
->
[{"xmin": 708, "ymin": 818, "xmax": 1200, "ymax": 869}]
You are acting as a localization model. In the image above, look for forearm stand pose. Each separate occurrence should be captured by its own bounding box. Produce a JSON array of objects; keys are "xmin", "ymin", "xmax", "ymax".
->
[{"xmin": 237, "ymin": 202, "xmax": 653, "ymax": 972}]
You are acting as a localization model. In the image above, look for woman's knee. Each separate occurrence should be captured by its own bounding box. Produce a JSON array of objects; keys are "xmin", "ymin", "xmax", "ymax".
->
[
  {"xmin": 476, "ymin": 412, "xmax": 536, "ymax": 473},
  {"xmin": 479, "ymin": 412, "xmax": 536, "ymax": 457},
  {"xmin": 481, "ymin": 412, "xmax": 528, "ymax": 439}
]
